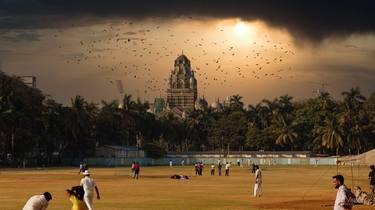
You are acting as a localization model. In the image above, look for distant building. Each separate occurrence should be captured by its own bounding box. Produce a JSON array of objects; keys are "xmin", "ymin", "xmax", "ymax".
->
[
  {"xmin": 158, "ymin": 106, "xmax": 186, "ymax": 119},
  {"xmin": 211, "ymin": 98, "xmax": 223, "ymax": 112},
  {"xmin": 223, "ymin": 96, "xmax": 231, "ymax": 108},
  {"xmin": 167, "ymin": 54, "xmax": 198, "ymax": 112},
  {"xmin": 153, "ymin": 98, "xmax": 165, "ymax": 114},
  {"xmin": 19, "ymin": 76, "xmax": 37, "ymax": 88}
]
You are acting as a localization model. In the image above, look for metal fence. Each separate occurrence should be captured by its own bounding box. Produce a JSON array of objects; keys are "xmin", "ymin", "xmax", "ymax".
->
[{"xmin": 62, "ymin": 157, "xmax": 338, "ymax": 167}]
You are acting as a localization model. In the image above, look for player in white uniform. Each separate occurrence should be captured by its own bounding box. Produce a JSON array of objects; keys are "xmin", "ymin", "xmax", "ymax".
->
[
  {"xmin": 23, "ymin": 192, "xmax": 52, "ymax": 210},
  {"xmin": 80, "ymin": 170, "xmax": 100, "ymax": 210},
  {"xmin": 253, "ymin": 165, "xmax": 262, "ymax": 197}
]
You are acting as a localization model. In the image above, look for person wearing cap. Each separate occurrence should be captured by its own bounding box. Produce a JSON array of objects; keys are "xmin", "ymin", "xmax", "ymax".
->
[
  {"xmin": 332, "ymin": 174, "xmax": 355, "ymax": 210},
  {"xmin": 78, "ymin": 162, "xmax": 88, "ymax": 174},
  {"xmin": 80, "ymin": 170, "xmax": 100, "ymax": 210},
  {"xmin": 23, "ymin": 192, "xmax": 52, "ymax": 210}
]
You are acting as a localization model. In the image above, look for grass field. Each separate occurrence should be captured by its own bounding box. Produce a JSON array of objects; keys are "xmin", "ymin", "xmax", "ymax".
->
[{"xmin": 0, "ymin": 165, "xmax": 374, "ymax": 210}]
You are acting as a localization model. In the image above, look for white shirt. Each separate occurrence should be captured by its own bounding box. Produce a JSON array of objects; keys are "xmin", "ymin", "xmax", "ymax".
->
[
  {"xmin": 225, "ymin": 164, "xmax": 230, "ymax": 170},
  {"xmin": 334, "ymin": 185, "xmax": 353, "ymax": 210},
  {"xmin": 80, "ymin": 176, "xmax": 96, "ymax": 195},
  {"xmin": 23, "ymin": 195, "xmax": 49, "ymax": 210},
  {"xmin": 255, "ymin": 169, "xmax": 262, "ymax": 184}
]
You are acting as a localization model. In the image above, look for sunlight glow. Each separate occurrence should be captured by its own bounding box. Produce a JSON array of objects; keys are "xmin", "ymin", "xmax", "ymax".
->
[{"xmin": 234, "ymin": 21, "xmax": 250, "ymax": 37}]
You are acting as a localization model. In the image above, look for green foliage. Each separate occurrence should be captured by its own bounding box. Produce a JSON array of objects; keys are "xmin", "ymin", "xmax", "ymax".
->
[
  {"xmin": 143, "ymin": 143, "xmax": 166, "ymax": 159},
  {"xmin": 0, "ymin": 71, "xmax": 374, "ymax": 166}
]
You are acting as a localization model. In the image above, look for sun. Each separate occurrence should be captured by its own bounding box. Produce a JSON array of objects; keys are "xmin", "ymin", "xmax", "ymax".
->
[{"xmin": 234, "ymin": 21, "xmax": 250, "ymax": 37}]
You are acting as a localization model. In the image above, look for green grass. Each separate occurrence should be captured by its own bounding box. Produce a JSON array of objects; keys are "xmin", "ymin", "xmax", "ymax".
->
[{"xmin": 0, "ymin": 165, "xmax": 374, "ymax": 210}]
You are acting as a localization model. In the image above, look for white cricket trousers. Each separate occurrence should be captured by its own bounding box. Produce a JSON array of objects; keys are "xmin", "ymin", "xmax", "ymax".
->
[
  {"xmin": 84, "ymin": 193, "xmax": 94, "ymax": 210},
  {"xmin": 253, "ymin": 183, "xmax": 262, "ymax": 197}
]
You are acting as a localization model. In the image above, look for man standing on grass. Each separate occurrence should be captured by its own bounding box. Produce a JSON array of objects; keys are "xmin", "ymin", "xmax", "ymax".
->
[
  {"xmin": 218, "ymin": 162, "xmax": 222, "ymax": 176},
  {"xmin": 210, "ymin": 163, "xmax": 215, "ymax": 176},
  {"xmin": 80, "ymin": 170, "xmax": 100, "ymax": 210},
  {"xmin": 131, "ymin": 162, "xmax": 136, "ymax": 178},
  {"xmin": 225, "ymin": 162, "xmax": 230, "ymax": 176},
  {"xmin": 194, "ymin": 162, "xmax": 199, "ymax": 175},
  {"xmin": 369, "ymin": 165, "xmax": 375, "ymax": 195},
  {"xmin": 198, "ymin": 162, "xmax": 204, "ymax": 176},
  {"xmin": 23, "ymin": 192, "xmax": 52, "ymax": 210},
  {"xmin": 253, "ymin": 165, "xmax": 262, "ymax": 197},
  {"xmin": 134, "ymin": 162, "xmax": 140, "ymax": 179},
  {"xmin": 251, "ymin": 163, "xmax": 256, "ymax": 173},
  {"xmin": 332, "ymin": 175, "xmax": 355, "ymax": 210}
]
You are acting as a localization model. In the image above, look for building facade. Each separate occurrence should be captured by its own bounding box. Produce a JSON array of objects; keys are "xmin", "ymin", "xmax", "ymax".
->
[
  {"xmin": 153, "ymin": 97, "xmax": 165, "ymax": 114},
  {"xmin": 167, "ymin": 54, "xmax": 198, "ymax": 111}
]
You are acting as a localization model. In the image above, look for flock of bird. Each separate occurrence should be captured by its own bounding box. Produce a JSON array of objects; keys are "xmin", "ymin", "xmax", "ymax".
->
[{"xmin": 53, "ymin": 19, "xmax": 297, "ymax": 97}]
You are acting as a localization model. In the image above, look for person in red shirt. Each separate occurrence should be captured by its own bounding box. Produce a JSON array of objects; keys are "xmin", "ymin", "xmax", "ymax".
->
[
  {"xmin": 134, "ymin": 162, "xmax": 140, "ymax": 179},
  {"xmin": 131, "ymin": 162, "xmax": 136, "ymax": 178}
]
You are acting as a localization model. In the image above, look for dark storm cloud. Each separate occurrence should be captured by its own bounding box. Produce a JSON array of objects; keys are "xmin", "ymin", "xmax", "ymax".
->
[
  {"xmin": 0, "ymin": 0, "xmax": 375, "ymax": 42},
  {"xmin": 322, "ymin": 64, "xmax": 375, "ymax": 77},
  {"xmin": 306, "ymin": 64, "xmax": 375, "ymax": 87},
  {"xmin": 1, "ymin": 31, "xmax": 41, "ymax": 42},
  {"xmin": 0, "ymin": 49, "xmax": 12, "ymax": 54}
]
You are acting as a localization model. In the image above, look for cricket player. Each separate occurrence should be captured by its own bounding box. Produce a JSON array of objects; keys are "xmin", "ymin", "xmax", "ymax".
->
[
  {"xmin": 23, "ymin": 192, "xmax": 52, "ymax": 210},
  {"xmin": 80, "ymin": 170, "xmax": 100, "ymax": 210},
  {"xmin": 254, "ymin": 165, "xmax": 262, "ymax": 197}
]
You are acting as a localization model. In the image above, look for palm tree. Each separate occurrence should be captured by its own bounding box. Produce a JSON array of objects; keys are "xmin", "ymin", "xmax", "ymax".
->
[
  {"xmin": 246, "ymin": 104, "xmax": 258, "ymax": 125},
  {"xmin": 256, "ymin": 103, "xmax": 271, "ymax": 129},
  {"xmin": 273, "ymin": 106, "xmax": 298, "ymax": 150},
  {"xmin": 65, "ymin": 95, "xmax": 97, "ymax": 157},
  {"xmin": 314, "ymin": 115, "xmax": 344, "ymax": 156},
  {"xmin": 95, "ymin": 100, "xmax": 126, "ymax": 146},
  {"xmin": 317, "ymin": 91, "xmax": 333, "ymax": 111},
  {"xmin": 278, "ymin": 95, "xmax": 294, "ymax": 114},
  {"xmin": 275, "ymin": 125, "xmax": 298, "ymax": 150},
  {"xmin": 342, "ymin": 87, "xmax": 366, "ymax": 111},
  {"xmin": 339, "ymin": 87, "xmax": 367, "ymax": 154},
  {"xmin": 229, "ymin": 94, "xmax": 244, "ymax": 111}
]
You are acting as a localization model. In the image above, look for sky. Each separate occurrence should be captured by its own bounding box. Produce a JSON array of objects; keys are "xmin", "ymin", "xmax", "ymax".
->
[{"xmin": 0, "ymin": 0, "xmax": 375, "ymax": 106}]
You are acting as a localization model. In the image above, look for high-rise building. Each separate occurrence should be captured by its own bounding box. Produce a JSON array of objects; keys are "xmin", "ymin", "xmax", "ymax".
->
[{"xmin": 167, "ymin": 54, "xmax": 198, "ymax": 111}]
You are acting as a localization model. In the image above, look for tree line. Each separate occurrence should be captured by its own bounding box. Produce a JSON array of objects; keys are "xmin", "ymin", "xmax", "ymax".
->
[{"xmin": 1, "ymin": 71, "xmax": 374, "ymax": 165}]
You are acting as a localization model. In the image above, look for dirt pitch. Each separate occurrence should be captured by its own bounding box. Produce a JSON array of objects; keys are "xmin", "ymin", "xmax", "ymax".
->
[{"xmin": 0, "ymin": 165, "xmax": 374, "ymax": 210}]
